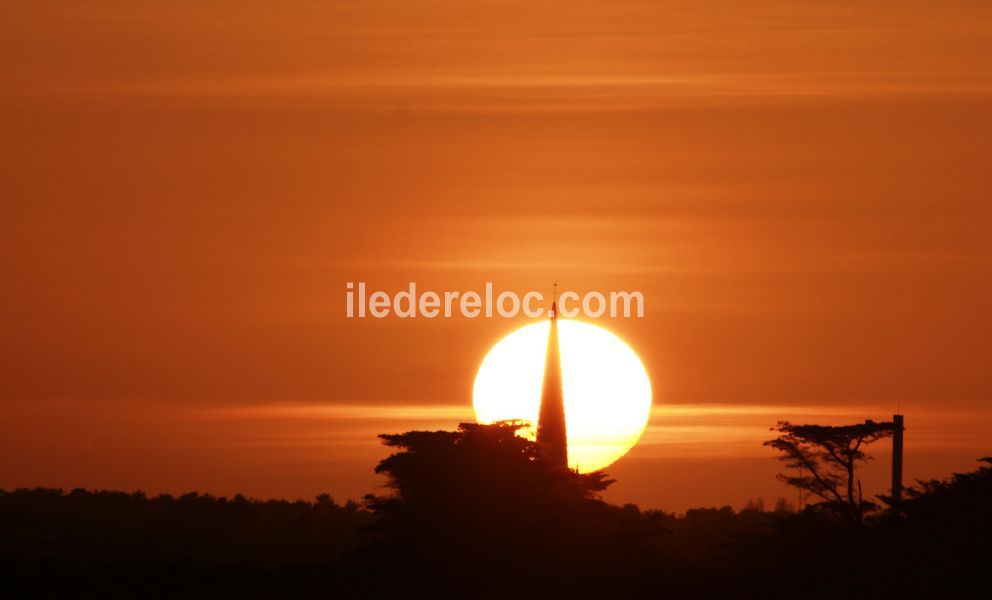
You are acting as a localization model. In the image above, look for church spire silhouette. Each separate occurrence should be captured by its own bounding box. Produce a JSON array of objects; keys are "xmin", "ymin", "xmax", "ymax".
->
[{"xmin": 537, "ymin": 284, "xmax": 568, "ymax": 468}]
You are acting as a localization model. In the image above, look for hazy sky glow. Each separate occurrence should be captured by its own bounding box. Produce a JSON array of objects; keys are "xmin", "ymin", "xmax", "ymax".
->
[{"xmin": 2, "ymin": 1, "xmax": 990, "ymax": 511}]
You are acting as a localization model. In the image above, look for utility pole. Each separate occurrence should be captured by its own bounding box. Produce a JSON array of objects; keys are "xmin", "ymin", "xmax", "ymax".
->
[{"xmin": 891, "ymin": 414, "xmax": 904, "ymax": 505}]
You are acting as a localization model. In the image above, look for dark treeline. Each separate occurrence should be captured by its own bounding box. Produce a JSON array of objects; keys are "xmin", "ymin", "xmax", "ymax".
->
[
  {"xmin": 3, "ymin": 422, "xmax": 990, "ymax": 598},
  {"xmin": 0, "ymin": 489, "xmax": 368, "ymax": 565}
]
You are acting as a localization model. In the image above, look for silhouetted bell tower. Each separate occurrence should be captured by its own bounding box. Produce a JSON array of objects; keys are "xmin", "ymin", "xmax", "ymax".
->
[{"xmin": 537, "ymin": 288, "xmax": 568, "ymax": 468}]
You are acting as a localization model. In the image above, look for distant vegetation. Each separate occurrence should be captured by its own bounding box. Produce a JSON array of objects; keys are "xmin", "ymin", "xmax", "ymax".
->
[{"xmin": 3, "ymin": 422, "xmax": 989, "ymax": 598}]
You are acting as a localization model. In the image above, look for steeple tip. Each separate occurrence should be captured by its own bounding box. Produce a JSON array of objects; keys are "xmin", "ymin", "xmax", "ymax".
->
[{"xmin": 551, "ymin": 282, "xmax": 559, "ymax": 319}]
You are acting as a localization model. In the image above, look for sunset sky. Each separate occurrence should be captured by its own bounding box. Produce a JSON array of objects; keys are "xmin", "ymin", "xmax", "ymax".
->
[{"xmin": 3, "ymin": 1, "xmax": 991, "ymax": 511}]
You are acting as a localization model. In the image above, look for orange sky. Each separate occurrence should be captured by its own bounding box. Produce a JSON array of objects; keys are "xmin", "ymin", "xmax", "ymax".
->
[{"xmin": 2, "ymin": 1, "xmax": 991, "ymax": 511}]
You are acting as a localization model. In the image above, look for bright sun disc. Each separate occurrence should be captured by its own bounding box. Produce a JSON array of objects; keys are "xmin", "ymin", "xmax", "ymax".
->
[{"xmin": 472, "ymin": 320, "xmax": 652, "ymax": 472}]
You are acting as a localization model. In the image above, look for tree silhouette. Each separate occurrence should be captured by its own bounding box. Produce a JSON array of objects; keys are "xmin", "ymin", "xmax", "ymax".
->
[
  {"xmin": 896, "ymin": 457, "xmax": 992, "ymax": 522},
  {"xmin": 369, "ymin": 420, "xmax": 611, "ymax": 506},
  {"xmin": 360, "ymin": 421, "xmax": 668, "ymax": 595},
  {"xmin": 364, "ymin": 420, "xmax": 615, "ymax": 550},
  {"xmin": 764, "ymin": 420, "xmax": 895, "ymax": 524}
]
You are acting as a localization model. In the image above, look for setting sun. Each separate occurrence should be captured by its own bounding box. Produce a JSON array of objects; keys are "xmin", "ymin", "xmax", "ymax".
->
[{"xmin": 473, "ymin": 320, "xmax": 652, "ymax": 472}]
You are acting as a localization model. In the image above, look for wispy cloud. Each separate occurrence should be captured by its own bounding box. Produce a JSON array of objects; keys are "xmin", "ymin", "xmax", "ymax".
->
[{"xmin": 193, "ymin": 401, "xmax": 992, "ymax": 460}]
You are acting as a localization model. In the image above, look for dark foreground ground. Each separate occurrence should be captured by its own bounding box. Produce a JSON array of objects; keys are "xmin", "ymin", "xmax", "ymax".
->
[{"xmin": 3, "ymin": 428, "xmax": 990, "ymax": 599}]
